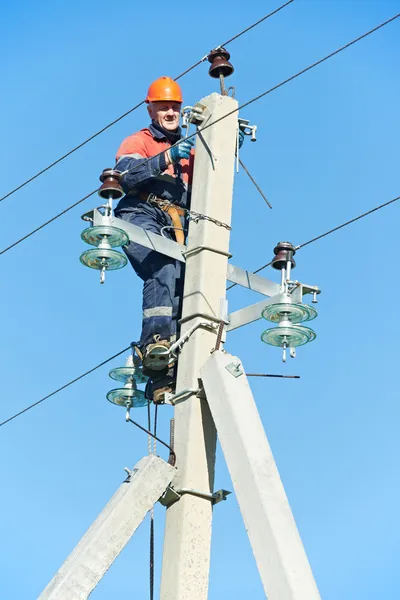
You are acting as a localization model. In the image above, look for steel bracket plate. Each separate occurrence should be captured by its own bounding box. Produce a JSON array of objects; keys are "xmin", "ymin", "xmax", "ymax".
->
[
  {"xmin": 80, "ymin": 210, "xmax": 289, "ymax": 301},
  {"xmin": 162, "ymin": 387, "xmax": 201, "ymax": 406},
  {"xmin": 225, "ymin": 361, "xmax": 244, "ymax": 378},
  {"xmin": 226, "ymin": 263, "xmax": 280, "ymax": 297},
  {"xmin": 159, "ymin": 486, "xmax": 181, "ymax": 507}
]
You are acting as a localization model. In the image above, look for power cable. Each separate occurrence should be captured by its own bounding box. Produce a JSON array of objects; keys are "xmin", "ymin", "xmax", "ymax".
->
[
  {"xmin": 227, "ymin": 193, "xmax": 400, "ymax": 290},
  {"xmin": 1, "ymin": 12, "xmax": 397, "ymax": 258},
  {"xmin": 217, "ymin": 0, "xmax": 294, "ymax": 47},
  {"xmin": 1, "ymin": 16, "xmax": 399, "ymax": 426},
  {"xmin": 0, "ymin": 2, "xmax": 294, "ymax": 205},
  {"xmin": 238, "ymin": 12, "xmax": 399, "ymax": 112},
  {"xmin": 127, "ymin": 418, "xmax": 176, "ymax": 466},
  {"xmin": 0, "ymin": 190, "xmax": 97, "ymax": 256},
  {"xmin": 294, "ymin": 194, "xmax": 400, "ymax": 251},
  {"xmin": 0, "ymin": 346, "xmax": 130, "ymax": 427},
  {"xmin": 189, "ymin": 12, "xmax": 400, "ymax": 140},
  {"xmin": 3, "ymin": 194, "xmax": 400, "ymax": 427}
]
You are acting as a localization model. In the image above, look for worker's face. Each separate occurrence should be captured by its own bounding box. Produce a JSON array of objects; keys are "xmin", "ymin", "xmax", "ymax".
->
[{"xmin": 148, "ymin": 101, "xmax": 181, "ymax": 131}]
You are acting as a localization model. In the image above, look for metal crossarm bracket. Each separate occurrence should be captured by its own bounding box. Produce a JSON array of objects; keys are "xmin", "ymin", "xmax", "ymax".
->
[
  {"xmin": 227, "ymin": 294, "xmax": 282, "ymax": 331},
  {"xmin": 226, "ymin": 263, "xmax": 280, "ymax": 297},
  {"xmin": 82, "ymin": 210, "xmax": 285, "ymax": 298},
  {"xmin": 159, "ymin": 486, "xmax": 231, "ymax": 508},
  {"xmin": 227, "ymin": 281, "xmax": 321, "ymax": 331},
  {"xmin": 87, "ymin": 208, "xmax": 186, "ymax": 262},
  {"xmin": 288, "ymin": 281, "xmax": 321, "ymax": 303}
]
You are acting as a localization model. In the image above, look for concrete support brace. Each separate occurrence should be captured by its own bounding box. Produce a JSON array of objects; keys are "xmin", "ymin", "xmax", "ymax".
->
[
  {"xmin": 39, "ymin": 455, "xmax": 176, "ymax": 600},
  {"xmin": 201, "ymin": 351, "xmax": 321, "ymax": 600}
]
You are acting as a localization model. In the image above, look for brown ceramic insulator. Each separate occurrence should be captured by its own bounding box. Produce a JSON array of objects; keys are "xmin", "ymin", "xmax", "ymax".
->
[
  {"xmin": 207, "ymin": 48, "xmax": 234, "ymax": 79},
  {"xmin": 98, "ymin": 168, "xmax": 124, "ymax": 200},
  {"xmin": 271, "ymin": 241, "xmax": 296, "ymax": 270}
]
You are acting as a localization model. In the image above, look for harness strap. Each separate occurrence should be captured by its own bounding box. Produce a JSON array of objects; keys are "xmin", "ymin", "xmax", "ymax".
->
[
  {"xmin": 161, "ymin": 205, "xmax": 185, "ymax": 245},
  {"xmin": 139, "ymin": 192, "xmax": 185, "ymax": 245}
]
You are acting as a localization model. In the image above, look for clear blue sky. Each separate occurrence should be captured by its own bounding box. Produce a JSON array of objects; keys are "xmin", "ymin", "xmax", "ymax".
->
[{"xmin": 1, "ymin": 0, "xmax": 400, "ymax": 598}]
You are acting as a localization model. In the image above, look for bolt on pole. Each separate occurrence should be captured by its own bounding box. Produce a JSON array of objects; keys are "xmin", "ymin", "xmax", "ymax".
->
[{"xmin": 159, "ymin": 92, "xmax": 238, "ymax": 600}]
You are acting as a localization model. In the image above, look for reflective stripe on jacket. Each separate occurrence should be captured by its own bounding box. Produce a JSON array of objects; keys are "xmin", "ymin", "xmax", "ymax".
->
[{"xmin": 114, "ymin": 123, "xmax": 194, "ymax": 213}]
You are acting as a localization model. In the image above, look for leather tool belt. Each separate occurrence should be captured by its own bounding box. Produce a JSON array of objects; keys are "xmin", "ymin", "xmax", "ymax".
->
[{"xmin": 140, "ymin": 192, "xmax": 185, "ymax": 245}]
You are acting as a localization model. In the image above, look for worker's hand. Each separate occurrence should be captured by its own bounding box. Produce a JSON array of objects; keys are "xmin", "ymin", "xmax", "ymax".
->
[
  {"xmin": 168, "ymin": 138, "xmax": 195, "ymax": 164},
  {"xmin": 238, "ymin": 129, "xmax": 245, "ymax": 149}
]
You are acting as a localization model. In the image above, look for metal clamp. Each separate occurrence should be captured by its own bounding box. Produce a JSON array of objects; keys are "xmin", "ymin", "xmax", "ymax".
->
[
  {"xmin": 159, "ymin": 486, "xmax": 231, "ymax": 507},
  {"xmin": 225, "ymin": 360, "xmax": 244, "ymax": 378},
  {"xmin": 81, "ymin": 210, "xmax": 95, "ymax": 223},
  {"xmin": 162, "ymin": 388, "xmax": 201, "ymax": 406},
  {"xmin": 287, "ymin": 281, "xmax": 321, "ymax": 304},
  {"xmin": 123, "ymin": 467, "xmax": 139, "ymax": 482},
  {"xmin": 238, "ymin": 117, "xmax": 257, "ymax": 142},
  {"xmin": 169, "ymin": 321, "xmax": 218, "ymax": 357},
  {"xmin": 182, "ymin": 245, "xmax": 232, "ymax": 259},
  {"xmin": 181, "ymin": 103, "xmax": 207, "ymax": 129}
]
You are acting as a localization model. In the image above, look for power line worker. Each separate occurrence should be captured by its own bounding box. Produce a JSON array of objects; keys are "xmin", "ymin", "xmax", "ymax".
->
[{"xmin": 114, "ymin": 77, "xmax": 195, "ymax": 401}]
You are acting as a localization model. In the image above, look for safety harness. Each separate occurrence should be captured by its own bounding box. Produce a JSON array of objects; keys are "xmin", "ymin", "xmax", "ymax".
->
[{"xmin": 140, "ymin": 192, "xmax": 186, "ymax": 245}]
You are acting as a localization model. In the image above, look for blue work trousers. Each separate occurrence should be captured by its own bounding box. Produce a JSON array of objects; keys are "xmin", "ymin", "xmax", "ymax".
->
[{"xmin": 115, "ymin": 205, "xmax": 185, "ymax": 349}]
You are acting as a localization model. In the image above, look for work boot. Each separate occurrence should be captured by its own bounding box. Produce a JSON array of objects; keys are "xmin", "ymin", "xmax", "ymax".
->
[
  {"xmin": 141, "ymin": 337, "xmax": 171, "ymax": 373},
  {"xmin": 153, "ymin": 384, "xmax": 175, "ymax": 404},
  {"xmin": 145, "ymin": 366, "xmax": 176, "ymax": 404}
]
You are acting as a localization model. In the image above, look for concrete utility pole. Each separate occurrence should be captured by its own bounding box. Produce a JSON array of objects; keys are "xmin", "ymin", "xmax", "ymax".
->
[
  {"xmin": 160, "ymin": 92, "xmax": 238, "ymax": 600},
  {"xmin": 41, "ymin": 74, "xmax": 320, "ymax": 599}
]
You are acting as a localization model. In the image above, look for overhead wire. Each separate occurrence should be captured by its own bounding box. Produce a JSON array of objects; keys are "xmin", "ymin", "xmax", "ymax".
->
[
  {"xmin": 216, "ymin": 0, "xmax": 294, "ymax": 47},
  {"xmin": 226, "ymin": 12, "xmax": 400, "ymax": 119},
  {"xmin": 127, "ymin": 418, "xmax": 176, "ymax": 466},
  {"xmin": 3, "ymin": 193, "xmax": 400, "ymax": 427},
  {"xmin": 227, "ymin": 193, "xmax": 400, "ymax": 290},
  {"xmin": 294, "ymin": 194, "xmax": 400, "ymax": 251},
  {"xmin": 0, "ymin": 1, "xmax": 294, "ymax": 205},
  {"xmin": 0, "ymin": 346, "xmax": 130, "ymax": 427},
  {"xmin": 0, "ymin": 189, "xmax": 98, "ymax": 256},
  {"xmin": 2, "ymin": 14, "xmax": 400, "ymax": 426},
  {"xmin": 5, "ymin": 12, "xmax": 396, "ymax": 588},
  {"xmin": 1, "ymin": 11, "xmax": 398, "ymax": 258}
]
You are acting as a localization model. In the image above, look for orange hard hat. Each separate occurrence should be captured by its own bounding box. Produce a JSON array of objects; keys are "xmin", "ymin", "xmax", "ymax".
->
[{"xmin": 146, "ymin": 76, "xmax": 182, "ymax": 103}]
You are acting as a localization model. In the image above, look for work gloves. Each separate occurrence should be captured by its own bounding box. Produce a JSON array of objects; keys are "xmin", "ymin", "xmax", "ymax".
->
[
  {"xmin": 169, "ymin": 138, "xmax": 195, "ymax": 163},
  {"xmin": 169, "ymin": 130, "xmax": 243, "ymax": 164}
]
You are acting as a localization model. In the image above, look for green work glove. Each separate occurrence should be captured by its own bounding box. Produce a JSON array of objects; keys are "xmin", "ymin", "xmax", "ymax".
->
[{"xmin": 169, "ymin": 138, "xmax": 195, "ymax": 163}]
